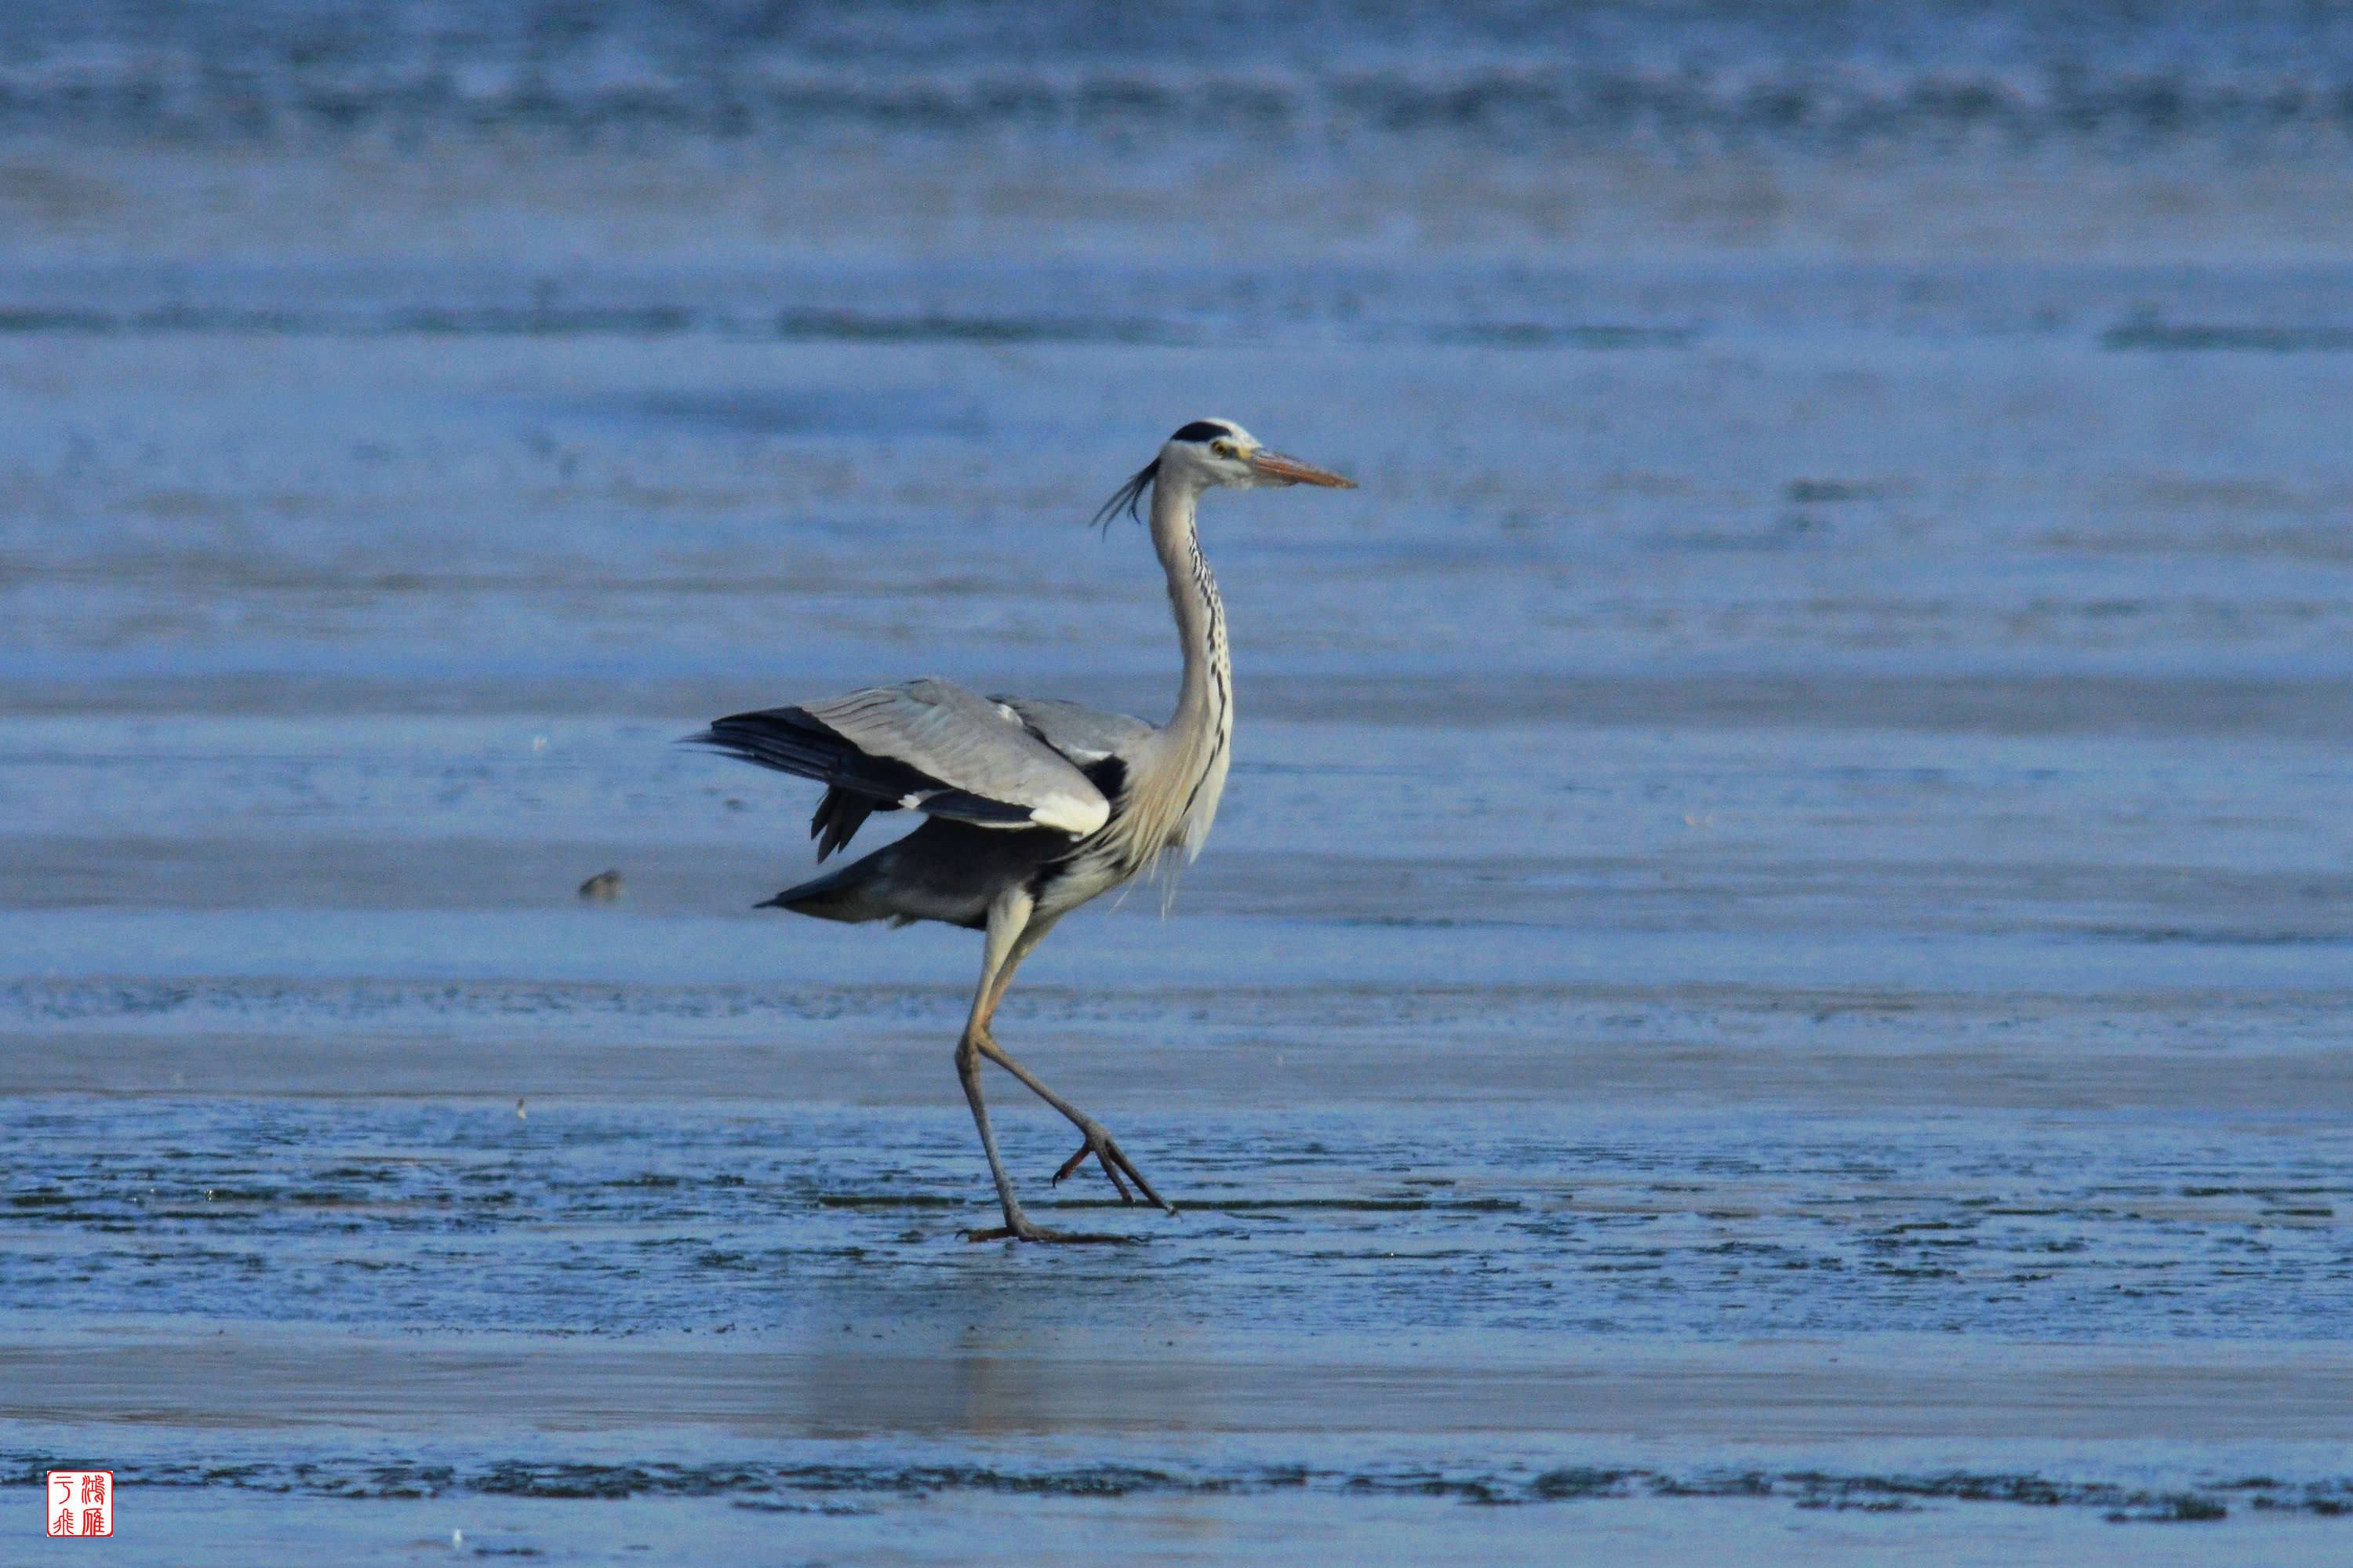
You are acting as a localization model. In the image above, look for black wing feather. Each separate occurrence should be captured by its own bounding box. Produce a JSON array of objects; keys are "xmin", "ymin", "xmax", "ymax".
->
[
  {"xmin": 688, "ymin": 708, "xmax": 1036, "ymax": 855},
  {"xmin": 690, "ymin": 708, "xmax": 933, "ymax": 799},
  {"xmin": 809, "ymin": 787, "xmax": 878, "ymax": 860}
]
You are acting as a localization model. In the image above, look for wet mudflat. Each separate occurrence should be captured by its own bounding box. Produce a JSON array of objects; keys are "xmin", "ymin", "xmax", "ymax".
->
[
  {"xmin": 6, "ymin": 3, "xmax": 2353, "ymax": 1561},
  {"xmin": 5, "ymin": 689, "xmax": 2348, "ymax": 1563}
]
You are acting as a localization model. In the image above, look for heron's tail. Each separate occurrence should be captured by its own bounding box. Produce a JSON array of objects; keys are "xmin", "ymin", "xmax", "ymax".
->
[{"xmin": 758, "ymin": 849, "xmax": 902, "ymax": 926}]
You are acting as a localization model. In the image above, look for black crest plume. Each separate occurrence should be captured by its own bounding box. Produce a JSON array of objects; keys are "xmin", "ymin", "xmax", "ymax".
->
[{"xmin": 1091, "ymin": 457, "xmax": 1159, "ymax": 531}]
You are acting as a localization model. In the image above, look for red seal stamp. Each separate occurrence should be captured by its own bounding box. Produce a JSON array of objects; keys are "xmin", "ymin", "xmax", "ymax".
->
[{"xmin": 45, "ymin": 1472, "xmax": 113, "ymax": 1537}]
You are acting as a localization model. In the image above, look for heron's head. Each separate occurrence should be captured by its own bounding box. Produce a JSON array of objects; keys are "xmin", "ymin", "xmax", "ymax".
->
[{"xmin": 1093, "ymin": 418, "xmax": 1355, "ymax": 528}]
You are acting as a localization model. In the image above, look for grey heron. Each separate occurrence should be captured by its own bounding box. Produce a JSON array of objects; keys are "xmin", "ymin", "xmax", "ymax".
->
[{"xmin": 689, "ymin": 420, "xmax": 1355, "ymax": 1242}]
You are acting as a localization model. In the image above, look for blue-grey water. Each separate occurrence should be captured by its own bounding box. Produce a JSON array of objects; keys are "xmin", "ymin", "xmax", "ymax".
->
[{"xmin": 3, "ymin": 2, "xmax": 2351, "ymax": 1563}]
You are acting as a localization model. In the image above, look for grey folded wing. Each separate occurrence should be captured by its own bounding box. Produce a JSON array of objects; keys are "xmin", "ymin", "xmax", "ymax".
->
[
  {"xmin": 990, "ymin": 695, "xmax": 1157, "ymax": 766},
  {"xmin": 689, "ymin": 678, "xmax": 1114, "ymax": 848}
]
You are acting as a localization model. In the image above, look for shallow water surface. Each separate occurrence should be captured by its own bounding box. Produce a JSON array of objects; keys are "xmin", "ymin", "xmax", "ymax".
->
[{"xmin": 5, "ymin": 3, "xmax": 2353, "ymax": 1563}]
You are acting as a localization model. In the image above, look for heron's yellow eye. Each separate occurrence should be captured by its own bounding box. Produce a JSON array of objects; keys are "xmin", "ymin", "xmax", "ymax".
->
[{"xmin": 1212, "ymin": 440, "xmax": 1237, "ymax": 457}]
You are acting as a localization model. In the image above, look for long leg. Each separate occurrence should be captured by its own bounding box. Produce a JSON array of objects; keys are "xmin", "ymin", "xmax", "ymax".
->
[
  {"xmin": 973, "ymin": 1037, "xmax": 1171, "ymax": 1213},
  {"xmin": 967, "ymin": 912, "xmax": 1174, "ymax": 1214},
  {"xmin": 955, "ymin": 887, "xmax": 1053, "ymax": 1242},
  {"xmin": 978, "ymin": 911, "xmax": 1060, "ymax": 1020}
]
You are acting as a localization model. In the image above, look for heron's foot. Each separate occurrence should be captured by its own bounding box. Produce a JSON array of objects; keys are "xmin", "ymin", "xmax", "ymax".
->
[
  {"xmin": 960, "ymin": 1219, "xmax": 1138, "ymax": 1245},
  {"xmin": 1050, "ymin": 1126, "xmax": 1176, "ymax": 1216}
]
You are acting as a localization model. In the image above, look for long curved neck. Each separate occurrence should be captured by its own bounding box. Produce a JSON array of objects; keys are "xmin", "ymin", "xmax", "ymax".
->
[
  {"xmin": 1100, "ymin": 468, "xmax": 1232, "ymax": 865},
  {"xmin": 1150, "ymin": 473, "xmax": 1230, "ymax": 744}
]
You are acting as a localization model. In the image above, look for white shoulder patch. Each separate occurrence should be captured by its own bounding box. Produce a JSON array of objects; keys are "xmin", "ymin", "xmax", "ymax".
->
[{"xmin": 1030, "ymin": 791, "xmax": 1111, "ymax": 838}]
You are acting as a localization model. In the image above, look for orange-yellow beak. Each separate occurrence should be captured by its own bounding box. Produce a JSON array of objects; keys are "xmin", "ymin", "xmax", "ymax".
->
[{"xmin": 1246, "ymin": 449, "xmax": 1356, "ymax": 488}]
